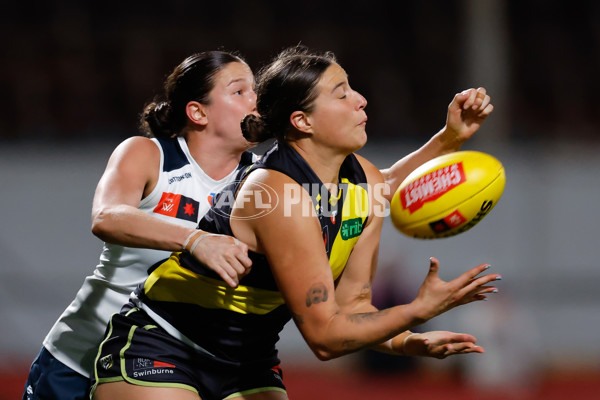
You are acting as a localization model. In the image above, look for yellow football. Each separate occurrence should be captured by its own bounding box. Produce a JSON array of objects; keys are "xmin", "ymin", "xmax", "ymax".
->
[{"xmin": 390, "ymin": 151, "xmax": 505, "ymax": 239}]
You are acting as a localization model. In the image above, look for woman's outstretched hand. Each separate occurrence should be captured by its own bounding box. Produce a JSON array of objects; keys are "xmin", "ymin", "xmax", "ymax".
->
[
  {"xmin": 410, "ymin": 257, "xmax": 501, "ymax": 322},
  {"xmin": 402, "ymin": 330, "xmax": 485, "ymax": 359}
]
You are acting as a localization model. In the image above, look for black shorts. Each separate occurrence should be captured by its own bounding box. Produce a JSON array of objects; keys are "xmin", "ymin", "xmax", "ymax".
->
[{"xmin": 91, "ymin": 307, "xmax": 286, "ymax": 400}]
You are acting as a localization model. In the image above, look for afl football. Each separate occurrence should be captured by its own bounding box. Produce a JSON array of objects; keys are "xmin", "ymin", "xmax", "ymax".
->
[{"xmin": 390, "ymin": 151, "xmax": 505, "ymax": 239}]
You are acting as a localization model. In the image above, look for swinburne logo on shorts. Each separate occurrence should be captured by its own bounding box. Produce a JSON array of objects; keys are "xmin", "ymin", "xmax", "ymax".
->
[
  {"xmin": 400, "ymin": 162, "xmax": 466, "ymax": 214},
  {"xmin": 132, "ymin": 357, "xmax": 176, "ymax": 378}
]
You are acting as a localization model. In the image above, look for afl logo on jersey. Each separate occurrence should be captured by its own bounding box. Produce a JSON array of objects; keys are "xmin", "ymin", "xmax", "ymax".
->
[
  {"xmin": 207, "ymin": 193, "xmax": 216, "ymax": 206},
  {"xmin": 154, "ymin": 192, "xmax": 200, "ymax": 223}
]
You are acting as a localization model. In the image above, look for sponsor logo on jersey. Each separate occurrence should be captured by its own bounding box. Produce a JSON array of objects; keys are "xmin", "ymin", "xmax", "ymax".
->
[
  {"xmin": 132, "ymin": 357, "xmax": 176, "ymax": 378},
  {"xmin": 154, "ymin": 192, "xmax": 200, "ymax": 222},
  {"xmin": 168, "ymin": 172, "xmax": 192, "ymax": 185},
  {"xmin": 340, "ymin": 218, "xmax": 363, "ymax": 240},
  {"xmin": 400, "ymin": 162, "xmax": 466, "ymax": 213}
]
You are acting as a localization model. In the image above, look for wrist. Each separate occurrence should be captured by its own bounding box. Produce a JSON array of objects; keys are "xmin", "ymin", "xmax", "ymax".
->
[
  {"xmin": 434, "ymin": 126, "xmax": 464, "ymax": 154},
  {"xmin": 393, "ymin": 332, "xmax": 418, "ymax": 356},
  {"xmin": 182, "ymin": 230, "xmax": 204, "ymax": 252},
  {"xmin": 401, "ymin": 332, "xmax": 418, "ymax": 356},
  {"xmin": 405, "ymin": 299, "xmax": 430, "ymax": 326}
]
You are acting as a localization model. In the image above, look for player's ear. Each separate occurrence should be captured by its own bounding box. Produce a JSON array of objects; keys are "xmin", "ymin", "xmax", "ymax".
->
[
  {"xmin": 290, "ymin": 111, "xmax": 313, "ymax": 135},
  {"xmin": 186, "ymin": 101, "xmax": 208, "ymax": 126}
]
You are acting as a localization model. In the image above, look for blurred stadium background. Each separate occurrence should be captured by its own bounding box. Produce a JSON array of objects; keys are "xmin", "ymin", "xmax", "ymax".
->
[{"xmin": 1, "ymin": 1, "xmax": 599, "ymax": 399}]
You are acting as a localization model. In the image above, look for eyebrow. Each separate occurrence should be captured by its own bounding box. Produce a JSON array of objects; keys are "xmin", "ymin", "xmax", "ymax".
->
[
  {"xmin": 331, "ymin": 81, "xmax": 346, "ymax": 93},
  {"xmin": 227, "ymin": 78, "xmax": 247, "ymax": 87}
]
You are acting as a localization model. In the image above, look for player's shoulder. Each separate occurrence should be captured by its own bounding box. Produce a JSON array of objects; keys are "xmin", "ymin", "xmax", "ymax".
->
[
  {"xmin": 104, "ymin": 136, "xmax": 161, "ymax": 174},
  {"xmin": 352, "ymin": 153, "xmax": 384, "ymax": 185},
  {"xmin": 243, "ymin": 167, "xmax": 297, "ymax": 190},
  {"xmin": 110, "ymin": 136, "xmax": 159, "ymax": 158}
]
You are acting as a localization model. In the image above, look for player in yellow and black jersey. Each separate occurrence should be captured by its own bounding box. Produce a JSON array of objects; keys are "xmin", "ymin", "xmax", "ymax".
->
[{"xmin": 92, "ymin": 46, "xmax": 501, "ymax": 400}]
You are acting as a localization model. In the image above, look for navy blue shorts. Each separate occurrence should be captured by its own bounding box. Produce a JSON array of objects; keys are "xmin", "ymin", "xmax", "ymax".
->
[
  {"xmin": 23, "ymin": 346, "xmax": 91, "ymax": 400},
  {"xmin": 91, "ymin": 308, "xmax": 286, "ymax": 400}
]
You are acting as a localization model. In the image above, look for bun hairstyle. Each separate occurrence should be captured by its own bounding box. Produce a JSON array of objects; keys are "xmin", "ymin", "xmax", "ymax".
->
[
  {"xmin": 140, "ymin": 101, "xmax": 173, "ymax": 138},
  {"xmin": 241, "ymin": 45, "xmax": 336, "ymax": 144},
  {"xmin": 240, "ymin": 113, "xmax": 268, "ymax": 143},
  {"xmin": 140, "ymin": 51, "xmax": 246, "ymax": 139}
]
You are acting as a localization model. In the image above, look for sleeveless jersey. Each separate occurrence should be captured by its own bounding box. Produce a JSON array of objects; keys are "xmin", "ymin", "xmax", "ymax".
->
[
  {"xmin": 43, "ymin": 136, "xmax": 254, "ymax": 377},
  {"xmin": 134, "ymin": 142, "xmax": 369, "ymax": 366}
]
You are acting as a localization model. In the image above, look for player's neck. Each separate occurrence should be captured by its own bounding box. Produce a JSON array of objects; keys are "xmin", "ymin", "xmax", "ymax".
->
[
  {"xmin": 289, "ymin": 141, "xmax": 346, "ymax": 186},
  {"xmin": 185, "ymin": 132, "xmax": 249, "ymax": 180}
]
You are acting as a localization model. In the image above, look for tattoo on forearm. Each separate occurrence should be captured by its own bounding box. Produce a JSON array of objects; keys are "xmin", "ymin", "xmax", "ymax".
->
[
  {"xmin": 305, "ymin": 283, "xmax": 328, "ymax": 307},
  {"xmin": 347, "ymin": 308, "xmax": 389, "ymax": 323}
]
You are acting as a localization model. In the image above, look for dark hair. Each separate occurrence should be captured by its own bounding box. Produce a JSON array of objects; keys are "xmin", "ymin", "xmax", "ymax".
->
[
  {"xmin": 140, "ymin": 51, "xmax": 246, "ymax": 138},
  {"xmin": 241, "ymin": 46, "xmax": 336, "ymax": 143}
]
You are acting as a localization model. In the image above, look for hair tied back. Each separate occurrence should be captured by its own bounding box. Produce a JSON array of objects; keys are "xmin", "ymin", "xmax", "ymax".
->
[{"xmin": 241, "ymin": 113, "xmax": 272, "ymax": 143}]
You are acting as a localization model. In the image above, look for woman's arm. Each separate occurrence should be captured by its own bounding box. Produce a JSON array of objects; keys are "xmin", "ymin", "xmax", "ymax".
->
[
  {"xmin": 91, "ymin": 136, "xmax": 251, "ymax": 287},
  {"xmin": 234, "ymin": 165, "xmax": 500, "ymax": 361},
  {"xmin": 378, "ymin": 87, "xmax": 494, "ymax": 200},
  {"xmin": 91, "ymin": 136, "xmax": 185, "ymax": 249}
]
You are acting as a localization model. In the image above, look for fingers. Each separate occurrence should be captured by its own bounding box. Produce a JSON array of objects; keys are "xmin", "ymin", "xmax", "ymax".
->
[
  {"xmin": 419, "ymin": 331, "xmax": 486, "ymax": 358},
  {"xmin": 191, "ymin": 234, "xmax": 253, "ymax": 288},
  {"xmin": 219, "ymin": 245, "xmax": 253, "ymax": 288},
  {"xmin": 448, "ymin": 262, "xmax": 501, "ymax": 305},
  {"xmin": 217, "ymin": 268, "xmax": 240, "ymax": 288},
  {"xmin": 428, "ymin": 340, "xmax": 484, "ymax": 359},
  {"xmin": 462, "ymin": 87, "xmax": 489, "ymax": 111},
  {"xmin": 460, "ymin": 263, "xmax": 495, "ymax": 283},
  {"xmin": 448, "ymin": 332, "xmax": 478, "ymax": 344},
  {"xmin": 461, "ymin": 270, "xmax": 502, "ymax": 303},
  {"xmin": 445, "ymin": 342, "xmax": 485, "ymax": 356},
  {"xmin": 435, "ymin": 340, "xmax": 484, "ymax": 358}
]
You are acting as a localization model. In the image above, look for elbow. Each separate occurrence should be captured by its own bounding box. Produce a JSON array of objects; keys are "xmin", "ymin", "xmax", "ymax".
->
[
  {"xmin": 310, "ymin": 346, "xmax": 337, "ymax": 361},
  {"xmin": 312, "ymin": 349, "xmax": 338, "ymax": 362},
  {"xmin": 306, "ymin": 339, "xmax": 346, "ymax": 362},
  {"xmin": 91, "ymin": 207, "xmax": 114, "ymax": 241}
]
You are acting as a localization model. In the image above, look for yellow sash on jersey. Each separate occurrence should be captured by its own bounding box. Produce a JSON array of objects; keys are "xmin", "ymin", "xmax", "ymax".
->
[
  {"xmin": 329, "ymin": 178, "xmax": 369, "ymax": 280},
  {"xmin": 144, "ymin": 253, "xmax": 285, "ymax": 315}
]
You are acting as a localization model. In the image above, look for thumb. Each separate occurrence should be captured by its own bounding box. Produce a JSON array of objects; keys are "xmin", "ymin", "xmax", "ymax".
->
[
  {"xmin": 427, "ymin": 257, "xmax": 440, "ymax": 278},
  {"xmin": 449, "ymin": 90, "xmax": 470, "ymax": 112}
]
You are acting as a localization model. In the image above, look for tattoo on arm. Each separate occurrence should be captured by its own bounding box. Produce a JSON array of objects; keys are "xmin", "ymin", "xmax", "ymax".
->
[
  {"xmin": 346, "ymin": 308, "xmax": 389, "ymax": 324},
  {"xmin": 305, "ymin": 283, "xmax": 328, "ymax": 307}
]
